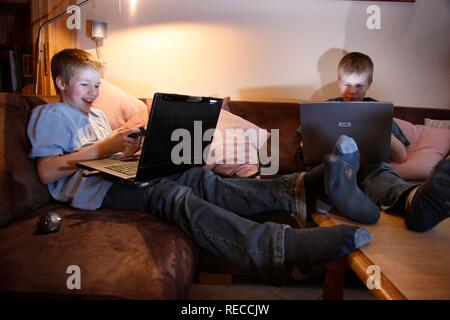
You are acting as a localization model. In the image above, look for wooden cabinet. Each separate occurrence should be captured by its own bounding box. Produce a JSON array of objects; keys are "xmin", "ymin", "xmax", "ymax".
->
[
  {"xmin": 0, "ymin": 1, "xmax": 32, "ymax": 93},
  {"xmin": 0, "ymin": 0, "xmax": 77, "ymax": 95},
  {"xmin": 31, "ymin": 0, "xmax": 77, "ymax": 95}
]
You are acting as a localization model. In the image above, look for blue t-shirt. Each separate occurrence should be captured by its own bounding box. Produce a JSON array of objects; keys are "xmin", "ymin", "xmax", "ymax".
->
[{"xmin": 28, "ymin": 102, "xmax": 113, "ymax": 211}]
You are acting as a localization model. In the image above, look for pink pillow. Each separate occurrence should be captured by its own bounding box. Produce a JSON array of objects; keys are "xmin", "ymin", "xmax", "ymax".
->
[
  {"xmin": 94, "ymin": 79, "xmax": 149, "ymax": 130},
  {"xmin": 390, "ymin": 118, "xmax": 450, "ymax": 180},
  {"xmin": 204, "ymin": 106, "xmax": 269, "ymax": 178}
]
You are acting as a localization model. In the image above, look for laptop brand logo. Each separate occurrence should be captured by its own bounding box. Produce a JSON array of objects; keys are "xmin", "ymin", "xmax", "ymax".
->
[{"xmin": 338, "ymin": 122, "xmax": 352, "ymax": 127}]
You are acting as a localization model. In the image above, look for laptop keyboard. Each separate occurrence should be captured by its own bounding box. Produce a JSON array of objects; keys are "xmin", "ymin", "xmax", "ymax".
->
[{"xmin": 105, "ymin": 161, "xmax": 138, "ymax": 176}]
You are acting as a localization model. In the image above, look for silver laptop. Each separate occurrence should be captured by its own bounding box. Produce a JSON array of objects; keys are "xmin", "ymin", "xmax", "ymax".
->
[
  {"xmin": 300, "ymin": 101, "xmax": 393, "ymax": 167},
  {"xmin": 77, "ymin": 93, "xmax": 223, "ymax": 185}
]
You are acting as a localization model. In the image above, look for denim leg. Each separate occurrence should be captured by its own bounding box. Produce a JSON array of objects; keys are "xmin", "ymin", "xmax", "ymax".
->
[
  {"xmin": 151, "ymin": 179, "xmax": 287, "ymax": 278},
  {"xmin": 167, "ymin": 167, "xmax": 299, "ymax": 217},
  {"xmin": 358, "ymin": 162, "xmax": 417, "ymax": 211},
  {"xmin": 102, "ymin": 180, "xmax": 287, "ymax": 278}
]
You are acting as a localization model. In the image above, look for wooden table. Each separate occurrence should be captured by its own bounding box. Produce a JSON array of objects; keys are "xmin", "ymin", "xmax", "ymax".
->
[{"xmin": 312, "ymin": 211, "xmax": 450, "ymax": 300}]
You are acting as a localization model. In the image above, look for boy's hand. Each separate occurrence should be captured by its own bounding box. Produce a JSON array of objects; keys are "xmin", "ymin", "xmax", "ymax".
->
[
  {"xmin": 122, "ymin": 128, "xmax": 144, "ymax": 157},
  {"xmin": 100, "ymin": 128, "xmax": 140, "ymax": 156}
]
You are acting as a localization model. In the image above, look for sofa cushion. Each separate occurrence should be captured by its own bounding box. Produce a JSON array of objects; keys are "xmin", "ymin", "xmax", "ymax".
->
[
  {"xmin": 0, "ymin": 204, "xmax": 197, "ymax": 299},
  {"xmin": 0, "ymin": 93, "xmax": 50, "ymax": 227},
  {"xmin": 391, "ymin": 118, "xmax": 450, "ymax": 180},
  {"xmin": 94, "ymin": 80, "xmax": 149, "ymax": 130},
  {"xmin": 205, "ymin": 106, "xmax": 269, "ymax": 178}
]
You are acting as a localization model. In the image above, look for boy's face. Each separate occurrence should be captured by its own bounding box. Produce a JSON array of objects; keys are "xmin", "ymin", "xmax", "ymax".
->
[
  {"xmin": 338, "ymin": 72, "xmax": 372, "ymax": 101},
  {"xmin": 57, "ymin": 67, "xmax": 101, "ymax": 114}
]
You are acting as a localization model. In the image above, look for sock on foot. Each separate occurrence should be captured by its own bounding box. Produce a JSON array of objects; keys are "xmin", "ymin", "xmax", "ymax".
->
[
  {"xmin": 301, "ymin": 135, "xmax": 362, "ymax": 223},
  {"xmin": 404, "ymin": 159, "xmax": 450, "ymax": 232},
  {"xmin": 302, "ymin": 164, "xmax": 330, "ymax": 223},
  {"xmin": 284, "ymin": 225, "xmax": 372, "ymax": 274},
  {"xmin": 324, "ymin": 154, "xmax": 380, "ymax": 224},
  {"xmin": 332, "ymin": 135, "xmax": 361, "ymax": 172}
]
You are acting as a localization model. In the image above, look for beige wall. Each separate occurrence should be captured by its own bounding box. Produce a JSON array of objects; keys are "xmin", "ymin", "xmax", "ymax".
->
[{"xmin": 78, "ymin": 0, "xmax": 449, "ymax": 109}]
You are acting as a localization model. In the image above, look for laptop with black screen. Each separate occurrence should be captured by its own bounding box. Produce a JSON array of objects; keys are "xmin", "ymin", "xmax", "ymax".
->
[{"xmin": 77, "ymin": 93, "xmax": 222, "ymax": 185}]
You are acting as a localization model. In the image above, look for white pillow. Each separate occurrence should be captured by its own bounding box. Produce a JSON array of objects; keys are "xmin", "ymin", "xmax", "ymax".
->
[{"xmin": 424, "ymin": 118, "xmax": 450, "ymax": 129}]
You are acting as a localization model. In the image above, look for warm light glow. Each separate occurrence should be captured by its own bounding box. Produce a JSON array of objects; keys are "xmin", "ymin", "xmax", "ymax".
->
[
  {"xmin": 102, "ymin": 23, "xmax": 243, "ymax": 98},
  {"xmin": 117, "ymin": 0, "xmax": 138, "ymax": 16},
  {"xmin": 129, "ymin": 0, "xmax": 138, "ymax": 16}
]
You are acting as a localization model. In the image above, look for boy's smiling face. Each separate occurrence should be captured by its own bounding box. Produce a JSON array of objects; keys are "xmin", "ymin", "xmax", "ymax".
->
[
  {"xmin": 57, "ymin": 67, "xmax": 101, "ymax": 114},
  {"xmin": 338, "ymin": 72, "xmax": 372, "ymax": 101}
]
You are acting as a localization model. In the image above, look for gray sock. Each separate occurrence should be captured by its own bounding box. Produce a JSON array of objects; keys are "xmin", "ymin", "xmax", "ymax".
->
[
  {"xmin": 325, "ymin": 154, "xmax": 380, "ymax": 224},
  {"xmin": 284, "ymin": 224, "xmax": 372, "ymax": 274},
  {"xmin": 332, "ymin": 135, "xmax": 360, "ymax": 172}
]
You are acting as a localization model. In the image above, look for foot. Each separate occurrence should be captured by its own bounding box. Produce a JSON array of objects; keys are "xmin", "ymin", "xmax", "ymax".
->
[
  {"xmin": 302, "ymin": 163, "xmax": 329, "ymax": 225},
  {"xmin": 284, "ymin": 224, "xmax": 372, "ymax": 274},
  {"xmin": 404, "ymin": 159, "xmax": 450, "ymax": 232},
  {"xmin": 301, "ymin": 135, "xmax": 363, "ymax": 224},
  {"xmin": 324, "ymin": 154, "xmax": 380, "ymax": 224},
  {"xmin": 332, "ymin": 135, "xmax": 360, "ymax": 172}
]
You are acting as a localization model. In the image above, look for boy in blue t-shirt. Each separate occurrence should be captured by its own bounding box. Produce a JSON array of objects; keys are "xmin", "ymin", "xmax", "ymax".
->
[
  {"xmin": 313, "ymin": 52, "xmax": 449, "ymax": 232},
  {"xmin": 28, "ymin": 49, "xmax": 376, "ymax": 280}
]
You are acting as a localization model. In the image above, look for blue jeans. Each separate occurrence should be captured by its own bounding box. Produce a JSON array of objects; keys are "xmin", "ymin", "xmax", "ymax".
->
[
  {"xmin": 358, "ymin": 162, "xmax": 418, "ymax": 212},
  {"xmin": 102, "ymin": 167, "xmax": 300, "ymax": 279}
]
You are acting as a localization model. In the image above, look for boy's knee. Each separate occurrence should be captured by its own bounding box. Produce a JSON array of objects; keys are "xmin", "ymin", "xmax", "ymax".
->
[
  {"xmin": 405, "ymin": 219, "xmax": 430, "ymax": 233},
  {"xmin": 364, "ymin": 211, "xmax": 381, "ymax": 225},
  {"xmin": 149, "ymin": 179, "xmax": 192, "ymax": 203},
  {"xmin": 186, "ymin": 167, "xmax": 216, "ymax": 180}
]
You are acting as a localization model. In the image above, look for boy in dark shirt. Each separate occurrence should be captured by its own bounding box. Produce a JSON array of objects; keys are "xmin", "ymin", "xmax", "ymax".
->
[{"xmin": 304, "ymin": 52, "xmax": 449, "ymax": 232}]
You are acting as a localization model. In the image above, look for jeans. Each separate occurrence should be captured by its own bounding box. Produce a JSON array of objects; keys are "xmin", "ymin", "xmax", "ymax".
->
[
  {"xmin": 358, "ymin": 162, "xmax": 418, "ymax": 212},
  {"xmin": 102, "ymin": 167, "xmax": 300, "ymax": 280}
]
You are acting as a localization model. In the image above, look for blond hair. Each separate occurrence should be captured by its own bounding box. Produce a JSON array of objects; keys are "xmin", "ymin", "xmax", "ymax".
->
[
  {"xmin": 338, "ymin": 52, "xmax": 374, "ymax": 82},
  {"xmin": 51, "ymin": 49, "xmax": 104, "ymax": 93}
]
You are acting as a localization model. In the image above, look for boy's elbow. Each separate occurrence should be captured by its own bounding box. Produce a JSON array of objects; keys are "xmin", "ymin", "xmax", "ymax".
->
[
  {"xmin": 36, "ymin": 167, "xmax": 52, "ymax": 185},
  {"xmin": 36, "ymin": 158, "xmax": 56, "ymax": 185}
]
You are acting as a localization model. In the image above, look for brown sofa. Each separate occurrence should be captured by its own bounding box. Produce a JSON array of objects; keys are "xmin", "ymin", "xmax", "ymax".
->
[
  {"xmin": 0, "ymin": 92, "xmax": 449, "ymax": 298},
  {"xmin": 0, "ymin": 93, "xmax": 197, "ymax": 299}
]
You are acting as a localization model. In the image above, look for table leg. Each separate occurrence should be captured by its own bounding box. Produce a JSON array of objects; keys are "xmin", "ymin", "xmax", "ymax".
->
[{"xmin": 322, "ymin": 257, "xmax": 350, "ymax": 300}]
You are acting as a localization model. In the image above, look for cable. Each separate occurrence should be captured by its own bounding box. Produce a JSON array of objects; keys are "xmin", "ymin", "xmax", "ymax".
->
[{"xmin": 95, "ymin": 39, "xmax": 103, "ymax": 61}]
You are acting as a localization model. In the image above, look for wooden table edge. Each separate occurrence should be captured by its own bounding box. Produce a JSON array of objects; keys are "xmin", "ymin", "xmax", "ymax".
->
[{"xmin": 311, "ymin": 211, "xmax": 407, "ymax": 300}]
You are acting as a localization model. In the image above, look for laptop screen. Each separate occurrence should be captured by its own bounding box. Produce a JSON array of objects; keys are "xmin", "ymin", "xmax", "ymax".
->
[
  {"xmin": 300, "ymin": 101, "xmax": 393, "ymax": 167},
  {"xmin": 135, "ymin": 93, "xmax": 222, "ymax": 181}
]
